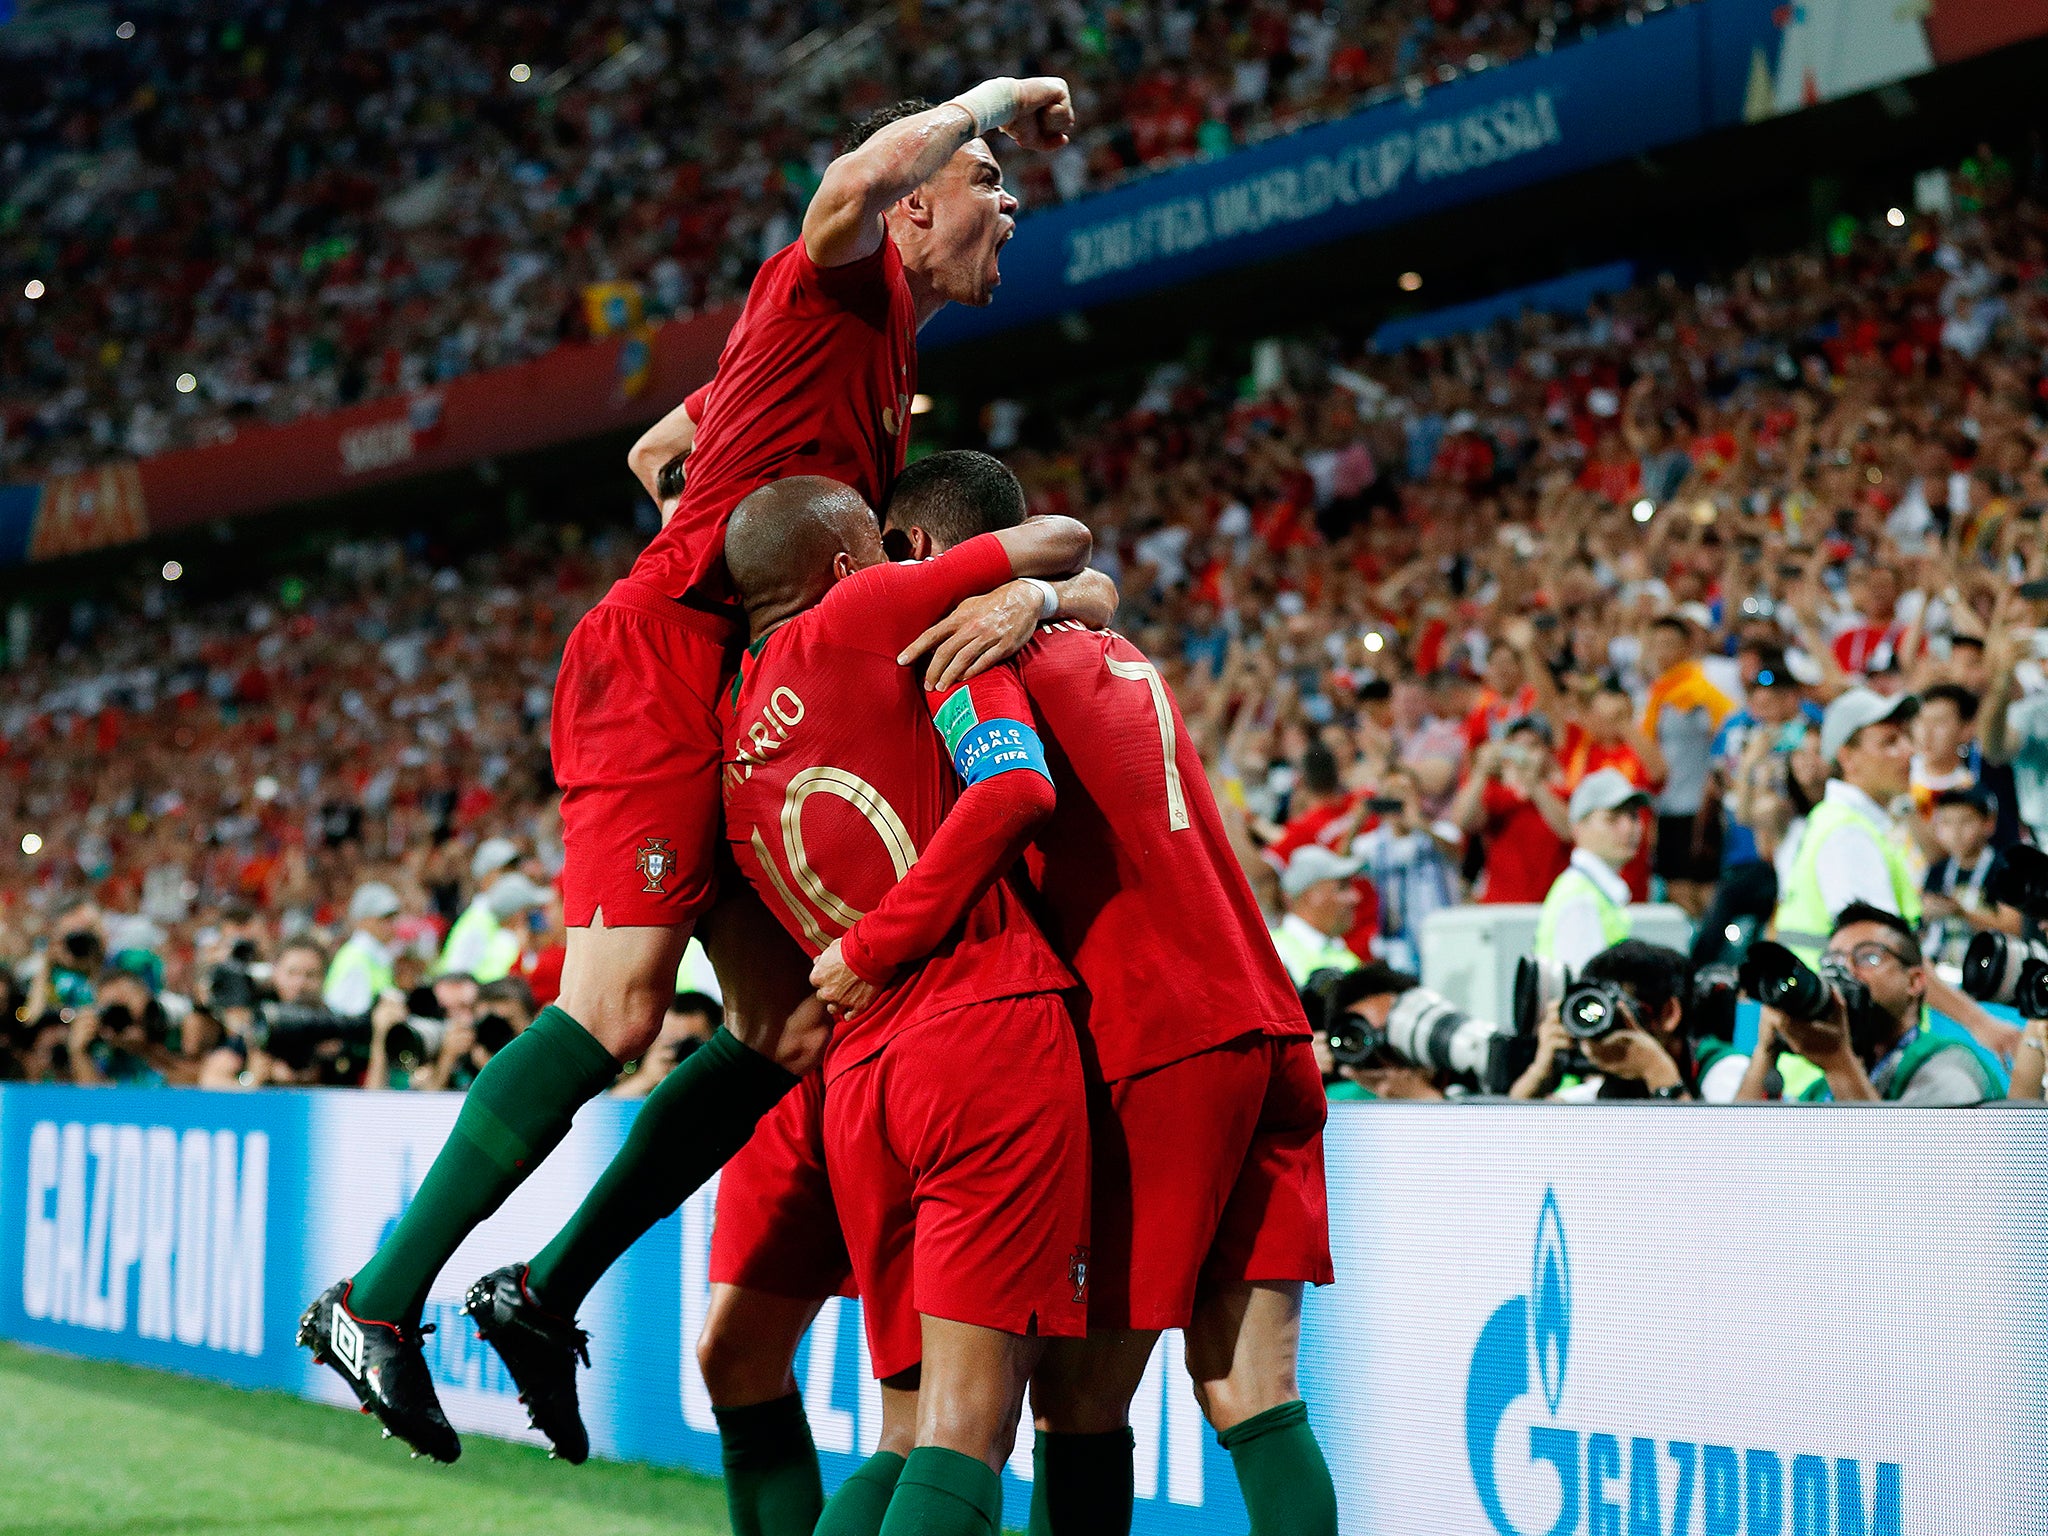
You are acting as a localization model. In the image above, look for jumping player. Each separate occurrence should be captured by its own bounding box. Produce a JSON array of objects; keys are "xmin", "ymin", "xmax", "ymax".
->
[
  {"xmin": 885, "ymin": 452, "xmax": 1338, "ymax": 1536},
  {"xmin": 300, "ymin": 77, "xmax": 1088, "ymax": 1465},
  {"xmin": 721, "ymin": 478, "xmax": 1093, "ymax": 1536}
]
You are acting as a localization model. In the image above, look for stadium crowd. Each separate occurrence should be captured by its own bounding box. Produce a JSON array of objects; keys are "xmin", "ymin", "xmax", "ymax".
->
[
  {"xmin": 4, "ymin": 0, "xmax": 1680, "ymax": 479},
  {"xmin": 3, "ymin": 151, "xmax": 2048, "ymax": 1103}
]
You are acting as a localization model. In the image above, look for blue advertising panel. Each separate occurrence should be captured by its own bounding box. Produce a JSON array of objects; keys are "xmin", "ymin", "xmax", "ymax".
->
[
  {"xmin": 924, "ymin": 0, "xmax": 1787, "ymax": 350},
  {"xmin": 7, "ymin": 1084, "xmax": 2046, "ymax": 1532}
]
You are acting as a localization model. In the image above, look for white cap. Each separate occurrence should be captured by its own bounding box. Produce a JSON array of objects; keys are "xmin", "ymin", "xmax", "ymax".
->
[
  {"xmin": 1280, "ymin": 844, "xmax": 1365, "ymax": 899},
  {"xmin": 1819, "ymin": 687, "xmax": 1918, "ymax": 766},
  {"xmin": 349, "ymin": 882, "xmax": 404, "ymax": 924},
  {"xmin": 485, "ymin": 872, "xmax": 551, "ymax": 920},
  {"xmin": 472, "ymin": 837, "xmax": 519, "ymax": 882},
  {"xmin": 1568, "ymin": 767, "xmax": 1651, "ymax": 823}
]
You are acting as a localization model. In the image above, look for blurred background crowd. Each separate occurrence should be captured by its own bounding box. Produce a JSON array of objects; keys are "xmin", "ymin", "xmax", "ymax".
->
[
  {"xmin": 3, "ymin": 0, "xmax": 1679, "ymax": 478},
  {"xmin": 4, "ymin": 135, "xmax": 2048, "ymax": 1105},
  {"xmin": 4, "ymin": 0, "xmax": 2048, "ymax": 1111}
]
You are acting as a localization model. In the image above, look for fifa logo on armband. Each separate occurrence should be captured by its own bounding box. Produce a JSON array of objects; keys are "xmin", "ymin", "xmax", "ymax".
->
[
  {"xmin": 1069, "ymin": 1247, "xmax": 1090, "ymax": 1304},
  {"xmin": 636, "ymin": 837, "xmax": 675, "ymax": 894}
]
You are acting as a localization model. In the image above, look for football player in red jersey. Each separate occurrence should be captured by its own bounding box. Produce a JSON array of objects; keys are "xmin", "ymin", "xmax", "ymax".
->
[
  {"xmin": 301, "ymin": 78, "xmax": 1109, "ymax": 1478},
  {"xmin": 719, "ymin": 478, "xmax": 1093, "ymax": 1536},
  {"xmin": 883, "ymin": 452, "xmax": 1338, "ymax": 1536}
]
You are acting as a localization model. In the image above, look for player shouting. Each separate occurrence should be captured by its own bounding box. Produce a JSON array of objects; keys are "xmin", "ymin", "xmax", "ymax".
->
[
  {"xmin": 881, "ymin": 452, "xmax": 1338, "ymax": 1536},
  {"xmin": 299, "ymin": 78, "xmax": 1088, "ymax": 1466},
  {"xmin": 722, "ymin": 478, "xmax": 1094, "ymax": 1536}
]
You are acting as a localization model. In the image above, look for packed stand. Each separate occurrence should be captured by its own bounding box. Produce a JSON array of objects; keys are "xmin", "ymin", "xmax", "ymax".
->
[
  {"xmin": 1000, "ymin": 155, "xmax": 2048, "ymax": 1103},
  {"xmin": 8, "ymin": 158, "xmax": 2048, "ymax": 1109},
  {"xmin": 0, "ymin": 522, "xmax": 709, "ymax": 1092},
  {"xmin": 3, "ymin": 0, "xmax": 1684, "ymax": 478}
]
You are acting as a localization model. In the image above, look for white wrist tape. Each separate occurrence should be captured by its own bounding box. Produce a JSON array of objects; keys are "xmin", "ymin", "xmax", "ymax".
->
[
  {"xmin": 949, "ymin": 78, "xmax": 1021, "ymax": 137},
  {"xmin": 1023, "ymin": 577, "xmax": 1060, "ymax": 622}
]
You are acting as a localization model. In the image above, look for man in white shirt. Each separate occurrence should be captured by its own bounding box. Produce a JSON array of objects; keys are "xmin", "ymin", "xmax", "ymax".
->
[
  {"xmin": 1271, "ymin": 846, "xmax": 1364, "ymax": 986},
  {"xmin": 1774, "ymin": 686, "xmax": 2018, "ymax": 1057},
  {"xmin": 1534, "ymin": 768, "xmax": 1649, "ymax": 972}
]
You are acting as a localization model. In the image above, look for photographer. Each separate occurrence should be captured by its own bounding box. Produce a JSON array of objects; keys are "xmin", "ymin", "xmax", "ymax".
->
[
  {"xmin": 1509, "ymin": 940, "xmax": 1736, "ymax": 1102},
  {"xmin": 1310, "ymin": 963, "xmax": 1447, "ymax": 1101},
  {"xmin": 27, "ymin": 901, "xmax": 107, "ymax": 1023},
  {"xmin": 68, "ymin": 967, "xmax": 176, "ymax": 1086},
  {"xmin": 1772, "ymin": 686, "xmax": 2018, "ymax": 1062},
  {"xmin": 1738, "ymin": 903, "xmax": 2000, "ymax": 1104}
]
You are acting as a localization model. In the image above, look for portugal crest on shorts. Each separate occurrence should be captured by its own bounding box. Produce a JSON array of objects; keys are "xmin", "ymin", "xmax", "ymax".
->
[
  {"xmin": 1068, "ymin": 1246, "xmax": 1090, "ymax": 1304},
  {"xmin": 635, "ymin": 837, "xmax": 674, "ymax": 894}
]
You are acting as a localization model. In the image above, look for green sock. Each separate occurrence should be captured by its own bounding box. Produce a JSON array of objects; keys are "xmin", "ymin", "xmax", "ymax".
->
[
  {"xmin": 813, "ymin": 1450, "xmax": 907, "ymax": 1536},
  {"xmin": 347, "ymin": 1004, "xmax": 619, "ymax": 1324},
  {"xmin": 1217, "ymin": 1400, "xmax": 1337, "ymax": 1536},
  {"xmin": 878, "ymin": 1447, "xmax": 1003, "ymax": 1536},
  {"xmin": 525, "ymin": 1026, "xmax": 797, "ymax": 1316},
  {"xmin": 1028, "ymin": 1427, "xmax": 1134, "ymax": 1536},
  {"xmin": 713, "ymin": 1393, "xmax": 824, "ymax": 1536}
]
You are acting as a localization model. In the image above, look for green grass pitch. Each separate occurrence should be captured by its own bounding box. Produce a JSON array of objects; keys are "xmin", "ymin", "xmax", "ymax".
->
[{"xmin": 0, "ymin": 1341, "xmax": 734, "ymax": 1535}]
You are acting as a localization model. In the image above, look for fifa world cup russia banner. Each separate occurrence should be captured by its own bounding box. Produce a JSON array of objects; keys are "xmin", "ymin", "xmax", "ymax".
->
[{"xmin": 4, "ymin": 1085, "xmax": 2045, "ymax": 1533}]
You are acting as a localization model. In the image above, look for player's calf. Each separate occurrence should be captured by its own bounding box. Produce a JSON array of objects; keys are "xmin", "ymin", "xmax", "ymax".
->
[{"xmin": 1186, "ymin": 1280, "xmax": 1335, "ymax": 1536}]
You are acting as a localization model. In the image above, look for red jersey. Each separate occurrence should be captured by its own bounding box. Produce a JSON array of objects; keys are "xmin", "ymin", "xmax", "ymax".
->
[
  {"xmin": 1477, "ymin": 779, "xmax": 1570, "ymax": 903},
  {"xmin": 633, "ymin": 238, "xmax": 919, "ymax": 607},
  {"xmin": 721, "ymin": 537, "xmax": 1070, "ymax": 1080},
  {"xmin": 1012, "ymin": 623, "xmax": 1309, "ymax": 1083}
]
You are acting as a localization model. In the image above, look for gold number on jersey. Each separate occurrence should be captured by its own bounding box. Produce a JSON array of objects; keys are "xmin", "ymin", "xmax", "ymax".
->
[
  {"xmin": 762, "ymin": 766, "xmax": 919, "ymax": 939},
  {"xmin": 1104, "ymin": 656, "xmax": 1190, "ymax": 831}
]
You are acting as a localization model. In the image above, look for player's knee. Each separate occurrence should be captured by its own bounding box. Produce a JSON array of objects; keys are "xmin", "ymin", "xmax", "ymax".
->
[
  {"xmin": 1191, "ymin": 1360, "xmax": 1298, "ymax": 1434},
  {"xmin": 696, "ymin": 1316, "xmax": 795, "ymax": 1407}
]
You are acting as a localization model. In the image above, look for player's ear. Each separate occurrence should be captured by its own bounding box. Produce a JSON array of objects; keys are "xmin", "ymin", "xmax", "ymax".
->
[
  {"xmin": 905, "ymin": 527, "xmax": 933, "ymax": 560},
  {"xmin": 899, "ymin": 185, "xmax": 936, "ymax": 230}
]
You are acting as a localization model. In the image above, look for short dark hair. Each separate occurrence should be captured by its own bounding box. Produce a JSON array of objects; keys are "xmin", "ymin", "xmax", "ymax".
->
[
  {"xmin": 1950, "ymin": 633, "xmax": 1986, "ymax": 652},
  {"xmin": 1830, "ymin": 901, "xmax": 1922, "ymax": 964},
  {"xmin": 1350, "ymin": 961, "xmax": 1419, "ymax": 999},
  {"xmin": 1919, "ymin": 681, "xmax": 1980, "ymax": 723},
  {"xmin": 1581, "ymin": 940, "xmax": 1690, "ymax": 1027},
  {"xmin": 655, "ymin": 452, "xmax": 689, "ymax": 503},
  {"xmin": 844, "ymin": 99, "xmax": 939, "ymax": 153},
  {"xmin": 277, "ymin": 936, "xmax": 328, "ymax": 968},
  {"xmin": 1358, "ymin": 677, "xmax": 1393, "ymax": 704},
  {"xmin": 1931, "ymin": 785, "xmax": 1996, "ymax": 818},
  {"xmin": 885, "ymin": 450, "xmax": 1025, "ymax": 550},
  {"xmin": 1299, "ymin": 742, "xmax": 1341, "ymax": 796},
  {"xmin": 1650, "ymin": 614, "xmax": 1692, "ymax": 641},
  {"xmin": 478, "ymin": 976, "xmax": 535, "ymax": 1016},
  {"xmin": 668, "ymin": 990, "xmax": 724, "ymax": 1028}
]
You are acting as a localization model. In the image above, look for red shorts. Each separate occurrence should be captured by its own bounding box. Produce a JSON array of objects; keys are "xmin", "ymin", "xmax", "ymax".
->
[
  {"xmin": 826, "ymin": 995, "xmax": 1090, "ymax": 1380},
  {"xmin": 708, "ymin": 1071, "xmax": 855, "ymax": 1300},
  {"xmin": 1086, "ymin": 1032, "xmax": 1333, "ymax": 1332},
  {"xmin": 553, "ymin": 579, "xmax": 736, "ymax": 929}
]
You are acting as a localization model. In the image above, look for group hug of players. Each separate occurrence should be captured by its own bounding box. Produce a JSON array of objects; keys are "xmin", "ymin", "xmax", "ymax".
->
[{"xmin": 297, "ymin": 78, "xmax": 1338, "ymax": 1536}]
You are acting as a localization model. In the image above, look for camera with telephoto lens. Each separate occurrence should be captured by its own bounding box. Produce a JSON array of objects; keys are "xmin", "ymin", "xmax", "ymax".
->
[
  {"xmin": 1303, "ymin": 966, "xmax": 1516, "ymax": 1094},
  {"xmin": 207, "ymin": 939, "xmax": 275, "ymax": 1013},
  {"xmin": 1960, "ymin": 931, "xmax": 2048, "ymax": 1018},
  {"xmin": 1738, "ymin": 940, "xmax": 1873, "ymax": 1028},
  {"xmin": 254, "ymin": 1001, "xmax": 373, "ymax": 1082},
  {"xmin": 1985, "ymin": 844, "xmax": 2048, "ymax": 921}
]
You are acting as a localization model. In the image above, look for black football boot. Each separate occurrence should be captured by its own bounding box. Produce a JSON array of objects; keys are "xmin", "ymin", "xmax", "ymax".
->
[
  {"xmin": 298, "ymin": 1279, "xmax": 460, "ymax": 1463},
  {"xmin": 462, "ymin": 1264, "xmax": 592, "ymax": 1464}
]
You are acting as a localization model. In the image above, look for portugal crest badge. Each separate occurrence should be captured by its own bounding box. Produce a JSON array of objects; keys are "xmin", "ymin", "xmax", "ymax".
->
[{"xmin": 635, "ymin": 837, "xmax": 675, "ymax": 894}]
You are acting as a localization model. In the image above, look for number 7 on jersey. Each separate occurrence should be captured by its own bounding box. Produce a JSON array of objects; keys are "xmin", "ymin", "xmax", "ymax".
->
[{"xmin": 1105, "ymin": 655, "xmax": 1190, "ymax": 831}]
